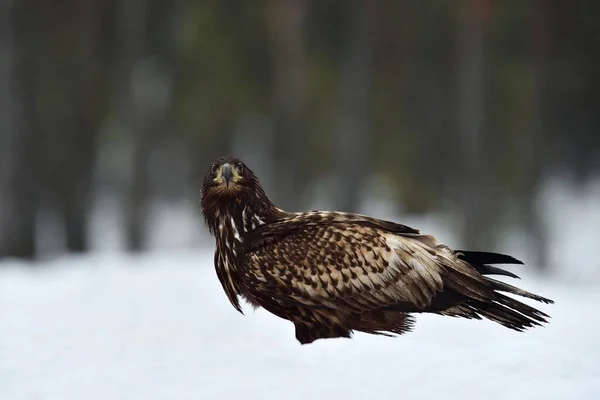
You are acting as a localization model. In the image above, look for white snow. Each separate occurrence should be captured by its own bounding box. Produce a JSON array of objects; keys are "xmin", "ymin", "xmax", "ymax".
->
[
  {"xmin": 1, "ymin": 251, "xmax": 598, "ymax": 400},
  {"xmin": 1, "ymin": 178, "xmax": 600, "ymax": 400}
]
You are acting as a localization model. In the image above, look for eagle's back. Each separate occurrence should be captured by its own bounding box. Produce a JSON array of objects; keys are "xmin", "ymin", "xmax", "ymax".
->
[{"xmin": 239, "ymin": 211, "xmax": 553, "ymax": 344}]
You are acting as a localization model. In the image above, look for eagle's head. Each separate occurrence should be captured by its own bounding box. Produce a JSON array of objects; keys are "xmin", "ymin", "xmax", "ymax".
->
[
  {"xmin": 200, "ymin": 156, "xmax": 280, "ymax": 237},
  {"xmin": 201, "ymin": 156, "xmax": 256, "ymax": 199}
]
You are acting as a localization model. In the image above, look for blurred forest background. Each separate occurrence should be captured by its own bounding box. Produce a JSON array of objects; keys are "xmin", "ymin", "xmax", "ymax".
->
[{"xmin": 0, "ymin": 0, "xmax": 598, "ymax": 273}]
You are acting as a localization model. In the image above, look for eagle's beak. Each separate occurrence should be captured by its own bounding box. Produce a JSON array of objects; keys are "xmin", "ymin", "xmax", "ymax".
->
[{"xmin": 221, "ymin": 164, "xmax": 233, "ymax": 186}]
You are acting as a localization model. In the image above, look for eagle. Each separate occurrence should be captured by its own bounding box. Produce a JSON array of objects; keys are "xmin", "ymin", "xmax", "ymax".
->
[{"xmin": 200, "ymin": 155, "xmax": 553, "ymax": 345}]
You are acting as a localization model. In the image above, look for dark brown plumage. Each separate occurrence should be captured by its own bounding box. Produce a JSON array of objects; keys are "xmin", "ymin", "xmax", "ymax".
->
[{"xmin": 200, "ymin": 156, "xmax": 554, "ymax": 345}]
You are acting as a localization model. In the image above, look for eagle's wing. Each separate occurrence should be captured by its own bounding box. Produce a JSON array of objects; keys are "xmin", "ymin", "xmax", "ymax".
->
[{"xmin": 242, "ymin": 212, "xmax": 494, "ymax": 313}]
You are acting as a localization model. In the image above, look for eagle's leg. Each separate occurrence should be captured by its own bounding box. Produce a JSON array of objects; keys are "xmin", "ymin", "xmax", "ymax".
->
[{"xmin": 294, "ymin": 323, "xmax": 351, "ymax": 345}]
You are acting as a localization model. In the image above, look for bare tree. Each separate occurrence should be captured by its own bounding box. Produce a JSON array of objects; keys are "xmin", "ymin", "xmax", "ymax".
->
[
  {"xmin": 332, "ymin": 0, "xmax": 375, "ymax": 212},
  {"xmin": 58, "ymin": 0, "xmax": 108, "ymax": 252},
  {"xmin": 456, "ymin": 0, "xmax": 494, "ymax": 250},
  {"xmin": 265, "ymin": 0, "xmax": 309, "ymax": 210},
  {"xmin": 117, "ymin": 0, "xmax": 152, "ymax": 251},
  {"xmin": 0, "ymin": 0, "xmax": 15, "ymax": 256},
  {"xmin": 521, "ymin": 0, "xmax": 550, "ymax": 271},
  {"xmin": 118, "ymin": 0, "xmax": 172, "ymax": 251},
  {"xmin": 0, "ymin": 1, "xmax": 39, "ymax": 258}
]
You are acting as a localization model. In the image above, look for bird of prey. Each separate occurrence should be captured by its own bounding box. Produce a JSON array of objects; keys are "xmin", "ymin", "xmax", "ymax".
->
[{"xmin": 200, "ymin": 155, "xmax": 553, "ymax": 345}]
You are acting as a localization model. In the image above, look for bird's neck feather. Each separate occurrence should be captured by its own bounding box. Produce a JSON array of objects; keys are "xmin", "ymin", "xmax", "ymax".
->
[
  {"xmin": 209, "ymin": 199, "xmax": 282, "ymax": 311},
  {"xmin": 210, "ymin": 199, "xmax": 280, "ymax": 243}
]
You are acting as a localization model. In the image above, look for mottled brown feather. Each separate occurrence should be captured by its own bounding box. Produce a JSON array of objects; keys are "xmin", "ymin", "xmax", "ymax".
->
[
  {"xmin": 201, "ymin": 156, "xmax": 554, "ymax": 345},
  {"xmin": 243, "ymin": 216, "xmax": 482, "ymax": 313}
]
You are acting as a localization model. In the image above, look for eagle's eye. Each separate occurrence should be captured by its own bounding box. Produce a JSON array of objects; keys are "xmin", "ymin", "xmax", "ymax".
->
[
  {"xmin": 210, "ymin": 163, "xmax": 218, "ymax": 175},
  {"xmin": 236, "ymin": 162, "xmax": 244, "ymax": 173}
]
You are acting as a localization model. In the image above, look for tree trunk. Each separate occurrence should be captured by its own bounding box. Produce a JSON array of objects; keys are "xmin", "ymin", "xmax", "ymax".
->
[
  {"xmin": 456, "ymin": 0, "xmax": 493, "ymax": 250},
  {"xmin": 524, "ymin": 0, "xmax": 550, "ymax": 272},
  {"xmin": 119, "ymin": 0, "xmax": 172, "ymax": 251},
  {"xmin": 265, "ymin": 0, "xmax": 309, "ymax": 210},
  {"xmin": 59, "ymin": 0, "xmax": 107, "ymax": 252},
  {"xmin": 332, "ymin": 0, "xmax": 374, "ymax": 213},
  {"xmin": 0, "ymin": 1, "xmax": 38, "ymax": 259},
  {"xmin": 0, "ymin": 0, "xmax": 15, "ymax": 256},
  {"xmin": 118, "ymin": 0, "xmax": 151, "ymax": 252}
]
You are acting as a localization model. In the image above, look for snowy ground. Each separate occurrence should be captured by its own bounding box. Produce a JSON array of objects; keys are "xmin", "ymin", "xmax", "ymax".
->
[
  {"xmin": 1, "ymin": 251, "xmax": 598, "ymax": 400},
  {"xmin": 1, "ymin": 179, "xmax": 600, "ymax": 400}
]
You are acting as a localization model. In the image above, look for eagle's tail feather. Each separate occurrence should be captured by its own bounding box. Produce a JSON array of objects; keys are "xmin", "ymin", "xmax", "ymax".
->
[
  {"xmin": 467, "ymin": 297, "xmax": 548, "ymax": 331},
  {"xmin": 451, "ymin": 250, "xmax": 554, "ymax": 331},
  {"xmin": 456, "ymin": 250, "xmax": 524, "ymax": 265},
  {"xmin": 458, "ymin": 250, "xmax": 523, "ymax": 279},
  {"xmin": 440, "ymin": 291, "xmax": 551, "ymax": 331},
  {"xmin": 474, "ymin": 264, "xmax": 521, "ymax": 279},
  {"xmin": 469, "ymin": 275, "xmax": 553, "ymax": 331},
  {"xmin": 487, "ymin": 277, "xmax": 554, "ymax": 304}
]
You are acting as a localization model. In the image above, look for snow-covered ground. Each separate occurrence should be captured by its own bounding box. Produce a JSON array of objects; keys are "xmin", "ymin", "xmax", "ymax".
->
[
  {"xmin": 1, "ymin": 178, "xmax": 600, "ymax": 400},
  {"xmin": 0, "ymin": 252, "xmax": 598, "ymax": 400}
]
